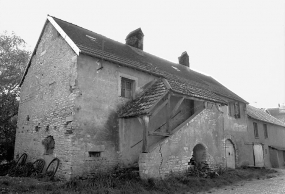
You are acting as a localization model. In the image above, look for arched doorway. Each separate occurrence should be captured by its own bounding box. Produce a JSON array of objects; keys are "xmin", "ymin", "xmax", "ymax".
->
[
  {"xmin": 192, "ymin": 143, "xmax": 207, "ymax": 164},
  {"xmin": 225, "ymin": 139, "xmax": 235, "ymax": 168}
]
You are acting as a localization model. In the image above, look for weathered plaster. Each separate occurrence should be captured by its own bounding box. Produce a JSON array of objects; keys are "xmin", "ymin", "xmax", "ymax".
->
[
  {"xmin": 139, "ymin": 103, "xmax": 251, "ymax": 179},
  {"xmin": 15, "ymin": 21, "xmax": 78, "ymax": 179}
]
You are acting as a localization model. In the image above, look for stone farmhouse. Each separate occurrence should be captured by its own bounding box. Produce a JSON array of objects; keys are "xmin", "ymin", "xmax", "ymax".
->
[
  {"xmin": 267, "ymin": 103, "xmax": 285, "ymax": 124},
  {"xmin": 15, "ymin": 15, "xmax": 252, "ymax": 179},
  {"xmin": 247, "ymin": 105, "xmax": 285, "ymax": 168}
]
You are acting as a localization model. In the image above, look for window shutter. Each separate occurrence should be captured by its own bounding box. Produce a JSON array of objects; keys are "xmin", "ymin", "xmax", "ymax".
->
[{"xmin": 121, "ymin": 78, "xmax": 126, "ymax": 97}]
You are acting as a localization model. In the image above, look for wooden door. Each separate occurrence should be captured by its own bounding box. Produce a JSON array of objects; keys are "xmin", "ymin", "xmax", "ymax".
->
[
  {"xmin": 253, "ymin": 144, "xmax": 264, "ymax": 167},
  {"xmin": 269, "ymin": 147, "xmax": 279, "ymax": 168},
  {"xmin": 225, "ymin": 140, "xmax": 235, "ymax": 168}
]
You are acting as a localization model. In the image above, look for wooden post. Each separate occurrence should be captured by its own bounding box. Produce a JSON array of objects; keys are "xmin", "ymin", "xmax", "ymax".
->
[
  {"xmin": 139, "ymin": 116, "xmax": 149, "ymax": 153},
  {"xmin": 171, "ymin": 97, "xmax": 184, "ymax": 118}
]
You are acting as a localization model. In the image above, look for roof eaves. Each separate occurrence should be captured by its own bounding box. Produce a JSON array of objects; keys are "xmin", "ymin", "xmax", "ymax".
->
[
  {"xmin": 79, "ymin": 45, "xmax": 163, "ymax": 77},
  {"xmin": 248, "ymin": 114, "xmax": 285, "ymax": 128},
  {"xmin": 48, "ymin": 15, "xmax": 80, "ymax": 55}
]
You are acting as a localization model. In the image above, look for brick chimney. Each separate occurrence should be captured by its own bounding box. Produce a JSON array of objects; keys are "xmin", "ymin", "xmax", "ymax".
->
[
  {"xmin": 178, "ymin": 51, "xmax": 189, "ymax": 68},
  {"xmin": 126, "ymin": 28, "xmax": 144, "ymax": 50}
]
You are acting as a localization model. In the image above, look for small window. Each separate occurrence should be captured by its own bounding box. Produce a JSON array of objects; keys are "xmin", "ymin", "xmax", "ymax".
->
[
  {"xmin": 263, "ymin": 124, "xmax": 268, "ymax": 139},
  {"xmin": 89, "ymin": 151, "xmax": 101, "ymax": 157},
  {"xmin": 253, "ymin": 122, "xmax": 259, "ymax": 138},
  {"xmin": 228, "ymin": 102, "xmax": 240, "ymax": 118},
  {"xmin": 121, "ymin": 77, "xmax": 134, "ymax": 99}
]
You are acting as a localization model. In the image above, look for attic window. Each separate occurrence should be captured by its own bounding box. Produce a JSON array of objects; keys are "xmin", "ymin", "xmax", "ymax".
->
[
  {"xmin": 172, "ymin": 66, "xmax": 180, "ymax": 71},
  {"xmin": 86, "ymin": 35, "xmax": 96, "ymax": 41}
]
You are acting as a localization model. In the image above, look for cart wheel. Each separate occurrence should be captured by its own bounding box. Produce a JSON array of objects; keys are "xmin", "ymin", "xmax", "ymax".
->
[
  {"xmin": 15, "ymin": 153, "xmax": 28, "ymax": 168},
  {"xmin": 46, "ymin": 158, "xmax": 59, "ymax": 177},
  {"xmin": 33, "ymin": 159, "xmax": 45, "ymax": 173}
]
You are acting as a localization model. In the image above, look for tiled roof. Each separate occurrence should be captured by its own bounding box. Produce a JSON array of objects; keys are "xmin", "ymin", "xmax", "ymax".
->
[
  {"xmin": 247, "ymin": 105, "xmax": 285, "ymax": 127},
  {"xmin": 50, "ymin": 16, "xmax": 247, "ymax": 104},
  {"xmin": 266, "ymin": 107, "xmax": 285, "ymax": 116},
  {"xmin": 118, "ymin": 79, "xmax": 168, "ymax": 118}
]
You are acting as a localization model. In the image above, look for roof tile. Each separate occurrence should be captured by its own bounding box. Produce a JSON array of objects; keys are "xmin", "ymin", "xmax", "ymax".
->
[
  {"xmin": 118, "ymin": 79, "xmax": 168, "ymax": 117},
  {"xmin": 247, "ymin": 105, "xmax": 285, "ymax": 127},
  {"xmin": 51, "ymin": 16, "xmax": 247, "ymax": 104}
]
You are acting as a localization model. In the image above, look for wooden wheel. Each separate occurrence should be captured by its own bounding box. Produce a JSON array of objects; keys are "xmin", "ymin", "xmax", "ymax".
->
[
  {"xmin": 46, "ymin": 158, "xmax": 59, "ymax": 177},
  {"xmin": 33, "ymin": 159, "xmax": 45, "ymax": 173},
  {"xmin": 15, "ymin": 153, "xmax": 27, "ymax": 168}
]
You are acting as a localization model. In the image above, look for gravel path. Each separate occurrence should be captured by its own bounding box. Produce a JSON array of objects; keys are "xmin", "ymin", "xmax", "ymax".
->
[{"xmin": 199, "ymin": 169, "xmax": 285, "ymax": 194}]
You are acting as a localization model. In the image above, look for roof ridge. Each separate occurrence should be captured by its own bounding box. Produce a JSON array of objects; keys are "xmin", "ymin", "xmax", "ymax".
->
[{"xmin": 49, "ymin": 15, "xmax": 115, "ymax": 43}]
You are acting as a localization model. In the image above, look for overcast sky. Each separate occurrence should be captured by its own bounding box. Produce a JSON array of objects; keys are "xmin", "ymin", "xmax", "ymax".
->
[{"xmin": 1, "ymin": 0, "xmax": 284, "ymax": 108}]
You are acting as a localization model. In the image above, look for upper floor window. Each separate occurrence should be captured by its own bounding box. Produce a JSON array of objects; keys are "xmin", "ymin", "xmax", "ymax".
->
[
  {"xmin": 228, "ymin": 102, "xmax": 240, "ymax": 118},
  {"xmin": 263, "ymin": 124, "xmax": 268, "ymax": 139},
  {"xmin": 118, "ymin": 73, "xmax": 138, "ymax": 99},
  {"xmin": 253, "ymin": 122, "xmax": 258, "ymax": 138},
  {"xmin": 121, "ymin": 77, "xmax": 134, "ymax": 99}
]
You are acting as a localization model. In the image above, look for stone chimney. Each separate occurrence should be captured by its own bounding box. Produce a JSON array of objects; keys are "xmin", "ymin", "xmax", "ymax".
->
[
  {"xmin": 178, "ymin": 51, "xmax": 189, "ymax": 68},
  {"xmin": 126, "ymin": 28, "xmax": 144, "ymax": 50}
]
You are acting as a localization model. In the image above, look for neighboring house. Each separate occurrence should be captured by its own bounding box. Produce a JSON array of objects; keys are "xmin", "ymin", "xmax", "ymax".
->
[
  {"xmin": 267, "ymin": 103, "xmax": 285, "ymax": 124},
  {"xmin": 15, "ymin": 15, "xmax": 251, "ymax": 180},
  {"xmin": 247, "ymin": 105, "xmax": 285, "ymax": 168}
]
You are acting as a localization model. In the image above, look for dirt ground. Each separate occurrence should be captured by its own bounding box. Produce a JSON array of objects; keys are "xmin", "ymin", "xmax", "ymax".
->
[
  {"xmin": 199, "ymin": 169, "xmax": 285, "ymax": 194},
  {"xmin": 0, "ymin": 167, "xmax": 279, "ymax": 194}
]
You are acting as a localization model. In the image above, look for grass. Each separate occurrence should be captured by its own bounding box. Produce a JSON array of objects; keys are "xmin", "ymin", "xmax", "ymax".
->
[{"xmin": 0, "ymin": 167, "xmax": 278, "ymax": 194}]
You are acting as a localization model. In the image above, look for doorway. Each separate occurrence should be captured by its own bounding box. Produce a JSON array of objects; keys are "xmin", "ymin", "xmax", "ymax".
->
[
  {"xmin": 253, "ymin": 144, "xmax": 264, "ymax": 167},
  {"xmin": 225, "ymin": 139, "xmax": 235, "ymax": 168},
  {"xmin": 192, "ymin": 144, "xmax": 207, "ymax": 164}
]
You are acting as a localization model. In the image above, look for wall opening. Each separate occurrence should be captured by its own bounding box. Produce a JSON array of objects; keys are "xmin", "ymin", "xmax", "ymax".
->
[
  {"xmin": 225, "ymin": 139, "xmax": 235, "ymax": 168},
  {"xmin": 88, "ymin": 151, "xmax": 101, "ymax": 158},
  {"xmin": 42, "ymin": 136, "xmax": 55, "ymax": 155},
  {"xmin": 191, "ymin": 144, "xmax": 207, "ymax": 164}
]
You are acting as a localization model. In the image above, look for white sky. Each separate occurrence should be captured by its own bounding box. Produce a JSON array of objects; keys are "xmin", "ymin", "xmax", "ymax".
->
[{"xmin": 1, "ymin": 0, "xmax": 284, "ymax": 108}]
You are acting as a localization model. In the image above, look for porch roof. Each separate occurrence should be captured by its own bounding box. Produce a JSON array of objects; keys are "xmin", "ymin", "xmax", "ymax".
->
[{"xmin": 118, "ymin": 78, "xmax": 226, "ymax": 118}]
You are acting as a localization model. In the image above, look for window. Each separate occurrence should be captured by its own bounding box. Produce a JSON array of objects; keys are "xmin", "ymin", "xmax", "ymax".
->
[
  {"xmin": 253, "ymin": 122, "xmax": 258, "ymax": 138},
  {"xmin": 121, "ymin": 77, "xmax": 134, "ymax": 99},
  {"xmin": 89, "ymin": 151, "xmax": 101, "ymax": 157},
  {"xmin": 263, "ymin": 124, "xmax": 268, "ymax": 139},
  {"xmin": 228, "ymin": 102, "xmax": 240, "ymax": 118}
]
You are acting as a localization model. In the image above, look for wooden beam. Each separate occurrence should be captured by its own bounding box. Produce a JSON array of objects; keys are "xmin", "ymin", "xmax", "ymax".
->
[
  {"xmin": 171, "ymin": 97, "xmax": 185, "ymax": 118},
  {"xmin": 150, "ymin": 99, "xmax": 168, "ymax": 117},
  {"xmin": 171, "ymin": 93, "xmax": 204, "ymax": 102},
  {"xmin": 148, "ymin": 131, "xmax": 170, "ymax": 137},
  {"xmin": 166, "ymin": 93, "xmax": 171, "ymax": 133},
  {"xmin": 162, "ymin": 78, "xmax": 171, "ymax": 89},
  {"xmin": 141, "ymin": 116, "xmax": 149, "ymax": 153}
]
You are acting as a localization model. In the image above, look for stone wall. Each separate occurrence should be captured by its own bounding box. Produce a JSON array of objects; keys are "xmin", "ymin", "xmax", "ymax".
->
[
  {"xmin": 247, "ymin": 117, "xmax": 285, "ymax": 168},
  {"xmin": 119, "ymin": 97, "xmax": 196, "ymax": 166},
  {"xmin": 15, "ymin": 21, "xmax": 78, "ymax": 179},
  {"xmin": 67, "ymin": 54, "xmax": 156, "ymax": 177},
  {"xmin": 139, "ymin": 103, "xmax": 251, "ymax": 179}
]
